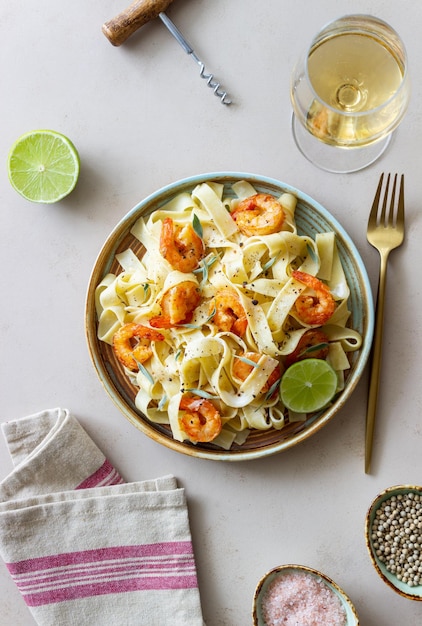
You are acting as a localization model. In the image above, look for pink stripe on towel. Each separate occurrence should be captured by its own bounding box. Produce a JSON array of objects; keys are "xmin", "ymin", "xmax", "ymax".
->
[
  {"xmin": 7, "ymin": 542, "xmax": 198, "ymax": 606},
  {"xmin": 75, "ymin": 459, "xmax": 124, "ymax": 489}
]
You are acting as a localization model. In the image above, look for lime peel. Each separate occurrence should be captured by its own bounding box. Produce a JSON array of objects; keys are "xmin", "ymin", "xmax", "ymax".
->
[
  {"xmin": 280, "ymin": 358, "xmax": 338, "ymax": 414},
  {"xmin": 7, "ymin": 129, "xmax": 80, "ymax": 204}
]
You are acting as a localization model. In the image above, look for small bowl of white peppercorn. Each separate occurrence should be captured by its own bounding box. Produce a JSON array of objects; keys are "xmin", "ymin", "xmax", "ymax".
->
[{"xmin": 365, "ymin": 485, "xmax": 422, "ymax": 600}]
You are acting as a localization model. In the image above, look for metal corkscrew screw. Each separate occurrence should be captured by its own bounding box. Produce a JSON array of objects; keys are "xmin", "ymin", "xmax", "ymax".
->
[
  {"xmin": 102, "ymin": 0, "xmax": 233, "ymax": 106},
  {"xmin": 158, "ymin": 12, "xmax": 231, "ymax": 105}
]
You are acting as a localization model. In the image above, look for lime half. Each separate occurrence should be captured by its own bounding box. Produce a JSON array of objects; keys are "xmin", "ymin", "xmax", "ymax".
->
[
  {"xmin": 7, "ymin": 130, "xmax": 80, "ymax": 203},
  {"xmin": 280, "ymin": 358, "xmax": 338, "ymax": 413}
]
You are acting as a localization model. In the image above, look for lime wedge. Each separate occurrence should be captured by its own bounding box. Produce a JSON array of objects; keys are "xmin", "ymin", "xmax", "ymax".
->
[
  {"xmin": 280, "ymin": 358, "xmax": 337, "ymax": 413},
  {"xmin": 7, "ymin": 130, "xmax": 80, "ymax": 203}
]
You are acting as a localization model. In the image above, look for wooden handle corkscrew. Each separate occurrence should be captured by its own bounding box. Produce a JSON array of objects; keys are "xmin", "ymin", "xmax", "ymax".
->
[{"xmin": 102, "ymin": 0, "xmax": 176, "ymax": 46}]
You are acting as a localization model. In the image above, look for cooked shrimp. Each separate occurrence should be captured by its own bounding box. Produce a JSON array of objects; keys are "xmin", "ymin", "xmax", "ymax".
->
[
  {"xmin": 230, "ymin": 193, "xmax": 285, "ymax": 236},
  {"xmin": 307, "ymin": 103, "xmax": 329, "ymax": 140},
  {"xmin": 159, "ymin": 217, "xmax": 204, "ymax": 273},
  {"xmin": 233, "ymin": 352, "xmax": 281, "ymax": 396},
  {"xmin": 285, "ymin": 329, "xmax": 330, "ymax": 367},
  {"xmin": 210, "ymin": 289, "xmax": 248, "ymax": 336},
  {"xmin": 179, "ymin": 394, "xmax": 222, "ymax": 443},
  {"xmin": 113, "ymin": 322, "xmax": 165, "ymax": 371},
  {"xmin": 292, "ymin": 270, "xmax": 335, "ymax": 325},
  {"xmin": 150, "ymin": 280, "xmax": 201, "ymax": 328}
]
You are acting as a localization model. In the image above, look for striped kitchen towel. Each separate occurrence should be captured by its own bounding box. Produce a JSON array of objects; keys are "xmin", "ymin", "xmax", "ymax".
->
[{"xmin": 0, "ymin": 408, "xmax": 205, "ymax": 625}]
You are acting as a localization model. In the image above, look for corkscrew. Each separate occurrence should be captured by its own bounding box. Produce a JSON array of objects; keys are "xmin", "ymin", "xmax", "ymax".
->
[{"xmin": 102, "ymin": 0, "xmax": 232, "ymax": 105}]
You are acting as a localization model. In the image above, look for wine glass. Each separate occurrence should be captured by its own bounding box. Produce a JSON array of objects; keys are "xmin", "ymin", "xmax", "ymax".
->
[{"xmin": 290, "ymin": 15, "xmax": 410, "ymax": 173}]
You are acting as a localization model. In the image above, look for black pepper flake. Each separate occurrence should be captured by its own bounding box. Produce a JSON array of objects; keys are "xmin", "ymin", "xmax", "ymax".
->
[{"xmin": 252, "ymin": 299, "xmax": 258, "ymax": 305}]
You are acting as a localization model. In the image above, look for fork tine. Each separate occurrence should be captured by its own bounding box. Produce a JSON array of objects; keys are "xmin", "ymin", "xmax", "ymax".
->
[
  {"xmin": 386, "ymin": 174, "xmax": 405, "ymax": 230},
  {"xmin": 368, "ymin": 173, "xmax": 385, "ymax": 228},
  {"xmin": 380, "ymin": 173, "xmax": 390, "ymax": 226},
  {"xmin": 387, "ymin": 174, "xmax": 396, "ymax": 227},
  {"xmin": 397, "ymin": 174, "xmax": 405, "ymax": 229}
]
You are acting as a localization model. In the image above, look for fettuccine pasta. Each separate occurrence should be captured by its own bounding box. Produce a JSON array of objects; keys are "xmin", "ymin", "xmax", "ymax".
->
[{"xmin": 95, "ymin": 181, "xmax": 362, "ymax": 449}]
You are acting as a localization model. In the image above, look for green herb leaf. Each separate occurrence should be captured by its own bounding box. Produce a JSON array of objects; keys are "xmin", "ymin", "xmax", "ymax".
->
[
  {"xmin": 185, "ymin": 388, "xmax": 219, "ymax": 400},
  {"xmin": 235, "ymin": 355, "xmax": 260, "ymax": 368},
  {"xmin": 264, "ymin": 378, "xmax": 281, "ymax": 402},
  {"xmin": 192, "ymin": 213, "xmax": 203, "ymax": 239},
  {"xmin": 299, "ymin": 342, "xmax": 329, "ymax": 358},
  {"xmin": 262, "ymin": 256, "xmax": 277, "ymax": 272},
  {"xmin": 136, "ymin": 361, "xmax": 154, "ymax": 385},
  {"xmin": 207, "ymin": 255, "xmax": 218, "ymax": 269},
  {"xmin": 180, "ymin": 307, "xmax": 216, "ymax": 329},
  {"xmin": 158, "ymin": 394, "xmax": 167, "ymax": 411},
  {"xmin": 179, "ymin": 322, "xmax": 202, "ymax": 329},
  {"xmin": 193, "ymin": 255, "xmax": 217, "ymax": 274},
  {"xmin": 306, "ymin": 243, "xmax": 318, "ymax": 264},
  {"xmin": 207, "ymin": 306, "xmax": 216, "ymax": 320},
  {"xmin": 194, "ymin": 258, "xmax": 209, "ymax": 286},
  {"xmin": 193, "ymin": 254, "xmax": 218, "ymax": 287}
]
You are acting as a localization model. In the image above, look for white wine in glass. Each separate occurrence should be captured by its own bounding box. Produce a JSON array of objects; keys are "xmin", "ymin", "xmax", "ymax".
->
[{"xmin": 291, "ymin": 15, "xmax": 410, "ymax": 173}]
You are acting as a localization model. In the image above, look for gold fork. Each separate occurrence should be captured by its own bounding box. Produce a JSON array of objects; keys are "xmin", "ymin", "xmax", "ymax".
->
[{"xmin": 365, "ymin": 173, "xmax": 405, "ymax": 473}]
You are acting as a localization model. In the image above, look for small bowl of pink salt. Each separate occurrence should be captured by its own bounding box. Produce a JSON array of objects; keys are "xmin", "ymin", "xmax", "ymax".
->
[{"xmin": 252, "ymin": 564, "xmax": 359, "ymax": 626}]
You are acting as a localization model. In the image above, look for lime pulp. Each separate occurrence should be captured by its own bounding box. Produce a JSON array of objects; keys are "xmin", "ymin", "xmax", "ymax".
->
[
  {"xmin": 7, "ymin": 129, "xmax": 80, "ymax": 203},
  {"xmin": 280, "ymin": 358, "xmax": 338, "ymax": 413}
]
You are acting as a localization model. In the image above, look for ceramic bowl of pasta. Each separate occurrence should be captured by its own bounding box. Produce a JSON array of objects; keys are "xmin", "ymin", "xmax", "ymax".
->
[
  {"xmin": 252, "ymin": 564, "xmax": 359, "ymax": 625},
  {"xmin": 86, "ymin": 172, "xmax": 374, "ymax": 460},
  {"xmin": 365, "ymin": 485, "xmax": 422, "ymax": 600}
]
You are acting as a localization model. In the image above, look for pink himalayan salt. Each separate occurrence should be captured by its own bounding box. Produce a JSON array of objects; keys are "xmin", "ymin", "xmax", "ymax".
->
[{"xmin": 261, "ymin": 570, "xmax": 347, "ymax": 626}]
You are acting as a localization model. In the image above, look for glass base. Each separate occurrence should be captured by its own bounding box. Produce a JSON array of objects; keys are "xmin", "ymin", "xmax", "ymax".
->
[{"xmin": 291, "ymin": 113, "xmax": 392, "ymax": 174}]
